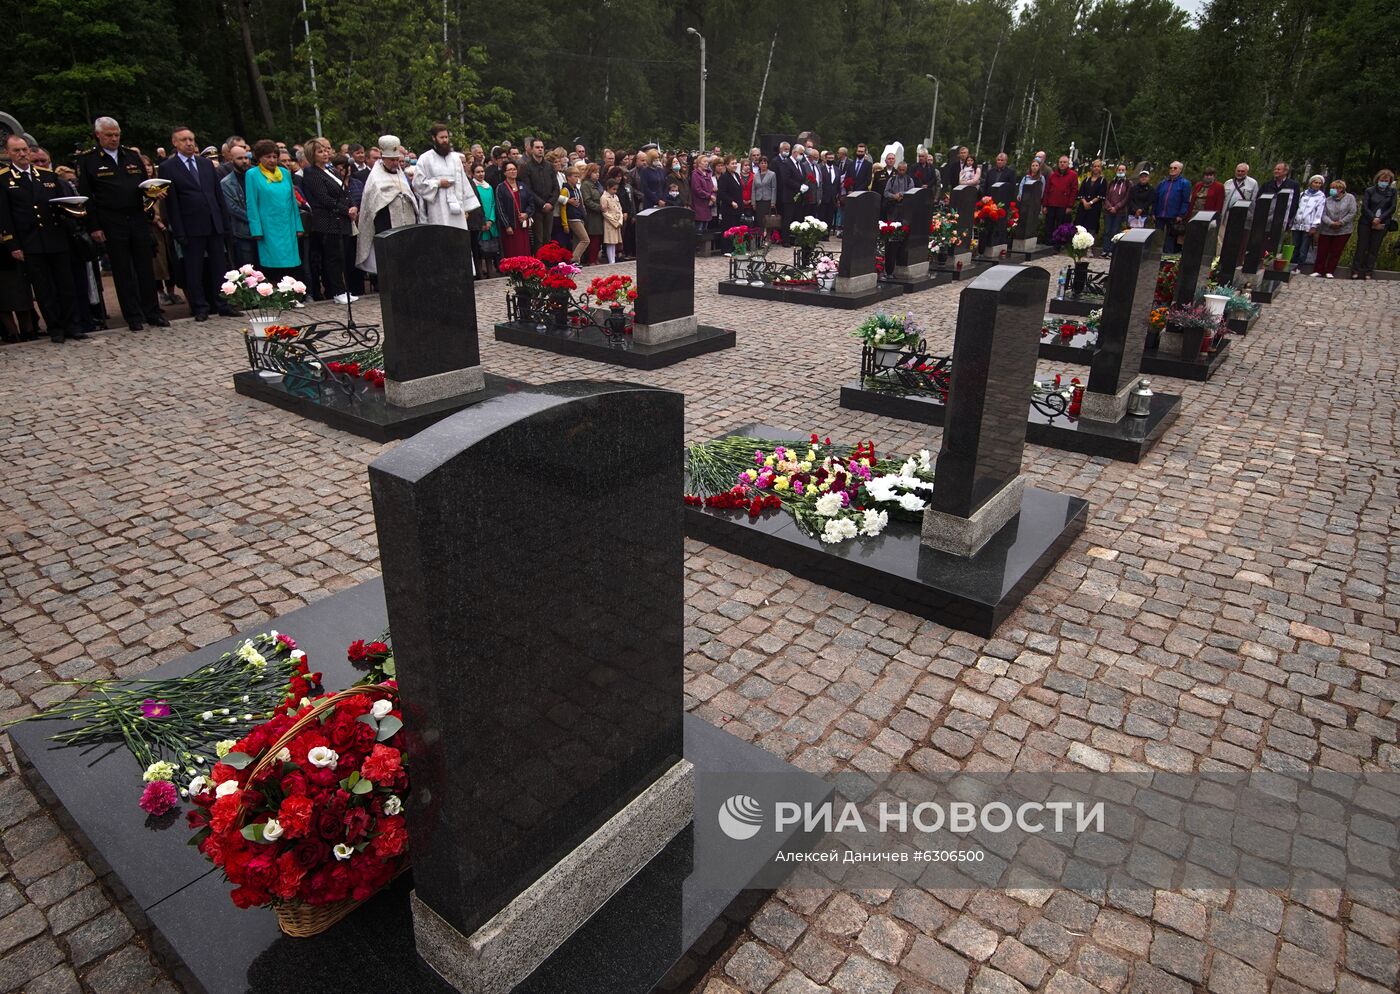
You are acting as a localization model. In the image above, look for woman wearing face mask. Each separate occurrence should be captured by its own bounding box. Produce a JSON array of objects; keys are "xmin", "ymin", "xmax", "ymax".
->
[
  {"xmin": 1311, "ymin": 180, "xmax": 1356, "ymax": 279},
  {"xmin": 1102, "ymin": 164, "xmax": 1132, "ymax": 256},
  {"xmin": 1289, "ymin": 175, "xmax": 1326, "ymax": 269},
  {"xmin": 1351, "ymin": 169, "xmax": 1396, "ymax": 280}
]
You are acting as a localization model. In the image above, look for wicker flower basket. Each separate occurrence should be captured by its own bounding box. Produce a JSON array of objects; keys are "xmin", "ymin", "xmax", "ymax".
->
[{"xmin": 233, "ymin": 684, "xmax": 404, "ymax": 938}]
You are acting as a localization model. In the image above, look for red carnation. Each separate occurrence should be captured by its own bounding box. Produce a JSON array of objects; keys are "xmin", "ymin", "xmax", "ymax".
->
[
  {"xmin": 277, "ymin": 794, "xmax": 315, "ymax": 839},
  {"xmin": 347, "ymin": 640, "xmax": 368, "ymax": 662},
  {"xmin": 361, "ymin": 744, "xmax": 402, "ymax": 784},
  {"xmin": 372, "ymin": 816, "xmax": 409, "ymax": 859}
]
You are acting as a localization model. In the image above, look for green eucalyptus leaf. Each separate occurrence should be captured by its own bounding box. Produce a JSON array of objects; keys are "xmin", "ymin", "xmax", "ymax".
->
[
  {"xmin": 222, "ymin": 752, "xmax": 254, "ymax": 769},
  {"xmin": 376, "ymin": 716, "xmax": 403, "ymax": 741},
  {"xmin": 351, "ymin": 777, "xmax": 373, "ymax": 795},
  {"xmin": 241, "ymin": 823, "xmax": 267, "ymax": 843},
  {"xmin": 356, "ymin": 713, "xmax": 379, "ymax": 729}
]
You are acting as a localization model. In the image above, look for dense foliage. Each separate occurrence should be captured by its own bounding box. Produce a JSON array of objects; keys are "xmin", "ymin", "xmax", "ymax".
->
[{"xmin": 8, "ymin": 0, "xmax": 1395, "ymax": 190}]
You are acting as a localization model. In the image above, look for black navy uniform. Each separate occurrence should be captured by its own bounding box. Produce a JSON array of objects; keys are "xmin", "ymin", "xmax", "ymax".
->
[
  {"xmin": 74, "ymin": 144, "xmax": 165, "ymax": 329},
  {"xmin": 0, "ymin": 165, "xmax": 81, "ymax": 342}
]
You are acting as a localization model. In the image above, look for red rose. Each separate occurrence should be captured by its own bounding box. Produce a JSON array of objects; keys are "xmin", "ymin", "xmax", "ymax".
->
[
  {"xmin": 278, "ymin": 794, "xmax": 315, "ymax": 839},
  {"xmin": 281, "ymin": 771, "xmax": 309, "ymax": 797},
  {"xmin": 347, "ymin": 639, "xmax": 368, "ymax": 662},
  {"xmin": 291, "ymin": 837, "xmax": 328, "ymax": 871},
  {"xmin": 360, "ymin": 744, "xmax": 402, "ymax": 784}
]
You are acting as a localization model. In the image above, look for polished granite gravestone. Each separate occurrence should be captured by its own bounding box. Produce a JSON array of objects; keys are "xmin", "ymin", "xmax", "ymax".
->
[
  {"xmin": 495, "ymin": 207, "xmax": 735, "ymax": 368},
  {"xmin": 949, "ymin": 184, "xmax": 978, "ymax": 268},
  {"xmin": 1010, "ymin": 180, "xmax": 1044, "ymax": 255},
  {"xmin": 980, "ymin": 181, "xmax": 1015, "ymax": 258},
  {"xmin": 1171, "ymin": 210, "xmax": 1218, "ymax": 307},
  {"xmin": 234, "ymin": 226, "xmax": 522, "ymax": 441},
  {"xmin": 370, "ymin": 382, "xmax": 826, "ymax": 994},
  {"xmin": 884, "ymin": 187, "xmax": 943, "ymax": 293},
  {"xmin": 14, "ymin": 381, "xmax": 829, "ymax": 994},
  {"xmin": 12, "ymin": 576, "xmax": 826, "ymax": 994},
  {"xmin": 718, "ymin": 191, "xmax": 904, "ymax": 308},
  {"xmin": 1239, "ymin": 192, "xmax": 1275, "ymax": 285},
  {"xmin": 715, "ymin": 267, "xmax": 1088, "ymax": 634},
  {"xmin": 1252, "ymin": 194, "xmax": 1292, "ymax": 300},
  {"xmin": 1216, "ymin": 201, "xmax": 1250, "ymax": 285}
]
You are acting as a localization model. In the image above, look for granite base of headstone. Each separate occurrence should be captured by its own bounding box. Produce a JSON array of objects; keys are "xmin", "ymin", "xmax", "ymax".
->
[
  {"xmin": 1140, "ymin": 335, "xmax": 1232, "ymax": 382},
  {"xmin": 698, "ymin": 266, "xmax": 1088, "ymax": 634},
  {"xmin": 718, "ymin": 191, "xmax": 905, "ymax": 308},
  {"xmin": 233, "ymin": 224, "xmax": 520, "ymax": 441},
  {"xmin": 497, "ymin": 206, "xmax": 735, "ymax": 368}
]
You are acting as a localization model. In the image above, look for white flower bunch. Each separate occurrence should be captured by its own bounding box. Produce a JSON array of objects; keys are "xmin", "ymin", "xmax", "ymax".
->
[
  {"xmin": 143, "ymin": 761, "xmax": 178, "ymax": 783},
  {"xmin": 1070, "ymin": 226, "xmax": 1095, "ymax": 251},
  {"xmin": 814, "ymin": 492, "xmax": 844, "ymax": 517},
  {"xmin": 820, "ymin": 518, "xmax": 859, "ymax": 544}
]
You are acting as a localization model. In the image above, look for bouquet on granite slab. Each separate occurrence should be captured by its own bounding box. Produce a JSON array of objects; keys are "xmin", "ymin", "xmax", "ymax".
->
[
  {"xmin": 685, "ymin": 434, "xmax": 935, "ymax": 545},
  {"xmin": 187, "ymin": 682, "xmax": 408, "ymax": 935}
]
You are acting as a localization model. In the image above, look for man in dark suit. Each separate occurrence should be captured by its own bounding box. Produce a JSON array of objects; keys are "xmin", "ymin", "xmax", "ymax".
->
[
  {"xmin": 818, "ymin": 151, "xmax": 841, "ymax": 227},
  {"xmin": 158, "ymin": 126, "xmax": 237, "ymax": 322},
  {"xmin": 75, "ymin": 116, "xmax": 169, "ymax": 330},
  {"xmin": 0, "ymin": 135, "xmax": 84, "ymax": 343},
  {"xmin": 844, "ymin": 144, "xmax": 873, "ymax": 193}
]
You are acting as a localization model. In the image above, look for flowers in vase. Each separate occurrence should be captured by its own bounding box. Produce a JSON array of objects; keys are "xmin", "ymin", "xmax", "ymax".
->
[
  {"xmin": 973, "ymin": 197, "xmax": 1007, "ymax": 224},
  {"xmin": 814, "ymin": 256, "xmax": 838, "ymax": 280},
  {"xmin": 1065, "ymin": 225, "xmax": 1095, "ymax": 261},
  {"xmin": 186, "ymin": 685, "xmax": 408, "ymax": 911},
  {"xmin": 221, "ymin": 265, "xmax": 305, "ymax": 316},
  {"xmin": 724, "ymin": 224, "xmax": 756, "ymax": 254},
  {"xmin": 788, "ymin": 216, "xmax": 828, "ymax": 250},
  {"xmin": 928, "ymin": 205, "xmax": 967, "ymax": 254}
]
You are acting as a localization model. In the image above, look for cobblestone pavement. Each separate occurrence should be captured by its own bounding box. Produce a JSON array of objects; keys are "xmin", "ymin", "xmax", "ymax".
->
[{"xmin": 1, "ymin": 252, "xmax": 1397, "ymax": 993}]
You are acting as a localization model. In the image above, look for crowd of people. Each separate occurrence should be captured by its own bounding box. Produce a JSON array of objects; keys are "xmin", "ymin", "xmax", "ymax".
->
[{"xmin": 1, "ymin": 116, "xmax": 1396, "ymax": 345}]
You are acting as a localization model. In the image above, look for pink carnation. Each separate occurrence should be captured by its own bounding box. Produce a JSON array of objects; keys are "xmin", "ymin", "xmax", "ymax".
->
[{"xmin": 139, "ymin": 780, "xmax": 178, "ymax": 816}]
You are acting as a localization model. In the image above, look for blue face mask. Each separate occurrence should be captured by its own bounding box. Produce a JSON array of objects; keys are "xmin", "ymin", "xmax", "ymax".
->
[
  {"xmin": 1331, "ymin": 188, "xmax": 1342, "ymax": 198},
  {"xmin": 1380, "ymin": 181, "xmax": 1392, "ymax": 189}
]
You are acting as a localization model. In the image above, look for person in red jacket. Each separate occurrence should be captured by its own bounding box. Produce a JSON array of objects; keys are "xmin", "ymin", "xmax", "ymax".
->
[
  {"xmin": 1042, "ymin": 155, "xmax": 1079, "ymax": 237},
  {"xmin": 1190, "ymin": 167, "xmax": 1225, "ymax": 219}
]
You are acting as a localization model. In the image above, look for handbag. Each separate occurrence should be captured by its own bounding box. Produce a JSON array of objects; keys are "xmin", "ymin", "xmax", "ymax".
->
[{"xmin": 480, "ymin": 235, "xmax": 500, "ymax": 256}]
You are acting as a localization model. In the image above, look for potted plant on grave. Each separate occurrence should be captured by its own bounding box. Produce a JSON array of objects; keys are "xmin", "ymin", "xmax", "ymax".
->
[
  {"xmin": 1164, "ymin": 302, "xmax": 1220, "ymax": 357},
  {"xmin": 186, "ymin": 683, "xmax": 410, "ymax": 936},
  {"xmin": 788, "ymin": 216, "xmax": 828, "ymax": 267},
  {"xmin": 221, "ymin": 266, "xmax": 306, "ymax": 333},
  {"xmin": 852, "ymin": 311, "xmax": 922, "ymax": 370},
  {"xmin": 814, "ymin": 255, "xmax": 838, "ymax": 291}
]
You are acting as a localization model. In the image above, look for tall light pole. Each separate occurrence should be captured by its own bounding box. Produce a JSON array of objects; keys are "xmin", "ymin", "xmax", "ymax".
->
[
  {"xmin": 687, "ymin": 27, "xmax": 707, "ymax": 152},
  {"xmin": 924, "ymin": 74, "xmax": 940, "ymax": 150}
]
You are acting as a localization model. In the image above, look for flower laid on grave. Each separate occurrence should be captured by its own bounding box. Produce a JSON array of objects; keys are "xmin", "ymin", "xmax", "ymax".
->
[
  {"xmin": 928, "ymin": 204, "xmax": 967, "ymax": 254},
  {"xmin": 4, "ymin": 633, "xmax": 321, "ymax": 813},
  {"xmin": 788, "ymin": 216, "xmax": 828, "ymax": 250},
  {"xmin": 685, "ymin": 434, "xmax": 935, "ymax": 545},
  {"xmin": 347, "ymin": 633, "xmax": 395, "ymax": 683},
  {"xmin": 1065, "ymin": 225, "xmax": 1095, "ymax": 262},
  {"xmin": 325, "ymin": 359, "xmax": 386, "ymax": 389},
  {"xmin": 186, "ymin": 683, "xmax": 408, "ymax": 932},
  {"xmin": 245, "ymin": 323, "xmax": 298, "ymax": 341},
  {"xmin": 582, "ymin": 274, "xmax": 638, "ymax": 309},
  {"xmin": 852, "ymin": 311, "xmax": 923, "ymax": 349},
  {"xmin": 220, "ymin": 265, "xmax": 306, "ymax": 318},
  {"xmin": 1042, "ymin": 318, "xmax": 1091, "ymax": 341}
]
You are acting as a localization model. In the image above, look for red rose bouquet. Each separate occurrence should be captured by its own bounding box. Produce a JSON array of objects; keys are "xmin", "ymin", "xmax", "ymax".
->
[{"xmin": 187, "ymin": 684, "xmax": 409, "ymax": 936}]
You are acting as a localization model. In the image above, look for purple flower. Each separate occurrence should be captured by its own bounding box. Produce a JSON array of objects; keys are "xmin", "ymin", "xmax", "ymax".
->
[
  {"xmin": 139, "ymin": 780, "xmax": 178, "ymax": 816},
  {"xmin": 840, "ymin": 491, "xmax": 852, "ymax": 508},
  {"xmin": 1051, "ymin": 223, "xmax": 1077, "ymax": 246},
  {"xmin": 141, "ymin": 699, "xmax": 170, "ymax": 719},
  {"xmin": 753, "ymin": 450, "xmax": 765, "ymax": 466},
  {"xmin": 793, "ymin": 480, "xmax": 805, "ymax": 495}
]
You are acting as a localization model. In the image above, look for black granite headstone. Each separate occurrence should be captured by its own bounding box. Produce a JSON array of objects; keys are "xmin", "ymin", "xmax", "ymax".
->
[
  {"xmin": 634, "ymin": 206, "xmax": 695, "ymax": 326},
  {"xmin": 1087, "ymin": 226, "xmax": 1161, "ymax": 401},
  {"xmin": 370, "ymin": 382, "xmax": 685, "ymax": 941},
  {"xmin": 984, "ymin": 181, "xmax": 1015, "ymax": 252},
  {"xmin": 377, "ymin": 224, "xmax": 479, "ymax": 383},
  {"xmin": 1172, "ymin": 210, "xmax": 1217, "ymax": 307},
  {"xmin": 1240, "ymin": 192, "xmax": 1275, "ymax": 275},
  {"xmin": 1216, "ymin": 201, "xmax": 1250, "ymax": 284},
  {"xmin": 931, "ymin": 264, "xmax": 1048, "ymax": 519},
  {"xmin": 837, "ymin": 191, "xmax": 878, "ymax": 279},
  {"xmin": 951, "ymin": 184, "xmax": 978, "ymax": 247},
  {"xmin": 892, "ymin": 186, "xmax": 932, "ymax": 269},
  {"xmin": 1014, "ymin": 181, "xmax": 1042, "ymax": 240},
  {"xmin": 1264, "ymin": 191, "xmax": 1291, "ymax": 254}
]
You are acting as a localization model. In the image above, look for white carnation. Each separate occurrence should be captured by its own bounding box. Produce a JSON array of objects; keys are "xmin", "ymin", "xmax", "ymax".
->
[
  {"xmin": 898, "ymin": 493, "xmax": 927, "ymax": 512},
  {"xmin": 820, "ymin": 518, "xmax": 859, "ymax": 544},
  {"xmin": 860, "ymin": 509, "xmax": 889, "ymax": 537},
  {"xmin": 814, "ymin": 492, "xmax": 844, "ymax": 517}
]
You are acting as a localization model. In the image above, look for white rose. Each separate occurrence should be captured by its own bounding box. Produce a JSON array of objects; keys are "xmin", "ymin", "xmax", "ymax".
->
[
  {"xmin": 307, "ymin": 746, "xmax": 339, "ymax": 768},
  {"xmin": 814, "ymin": 492, "xmax": 844, "ymax": 518},
  {"xmin": 263, "ymin": 818, "xmax": 284, "ymax": 841},
  {"xmin": 215, "ymin": 780, "xmax": 240, "ymax": 798},
  {"xmin": 224, "ymin": 269, "xmax": 240, "ymax": 281},
  {"xmin": 371, "ymin": 700, "xmax": 393, "ymax": 719},
  {"xmin": 333, "ymin": 843, "xmax": 354, "ymax": 861},
  {"xmin": 277, "ymin": 276, "xmax": 296, "ymax": 291},
  {"xmin": 384, "ymin": 795, "xmax": 403, "ymax": 816}
]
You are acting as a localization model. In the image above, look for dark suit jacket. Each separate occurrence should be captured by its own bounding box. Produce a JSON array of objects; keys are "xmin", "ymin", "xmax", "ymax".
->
[
  {"xmin": 300, "ymin": 164, "xmax": 352, "ymax": 236},
  {"xmin": 157, "ymin": 154, "xmax": 226, "ymax": 239},
  {"xmin": 819, "ymin": 164, "xmax": 840, "ymax": 205},
  {"xmin": 844, "ymin": 158, "xmax": 873, "ymax": 193},
  {"xmin": 493, "ymin": 181, "xmax": 537, "ymax": 230}
]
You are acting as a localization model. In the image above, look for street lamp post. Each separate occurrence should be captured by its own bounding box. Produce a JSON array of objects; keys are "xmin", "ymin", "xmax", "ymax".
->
[
  {"xmin": 687, "ymin": 27, "xmax": 707, "ymax": 152},
  {"xmin": 924, "ymin": 74, "xmax": 940, "ymax": 150}
]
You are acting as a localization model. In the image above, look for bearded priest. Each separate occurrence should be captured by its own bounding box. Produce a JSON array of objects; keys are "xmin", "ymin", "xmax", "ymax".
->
[
  {"xmin": 412, "ymin": 123, "xmax": 481, "ymax": 274},
  {"xmin": 355, "ymin": 135, "xmax": 421, "ymax": 277}
]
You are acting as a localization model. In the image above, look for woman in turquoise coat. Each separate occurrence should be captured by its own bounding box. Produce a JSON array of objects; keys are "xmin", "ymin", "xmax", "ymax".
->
[{"xmin": 245, "ymin": 139, "xmax": 304, "ymax": 279}]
